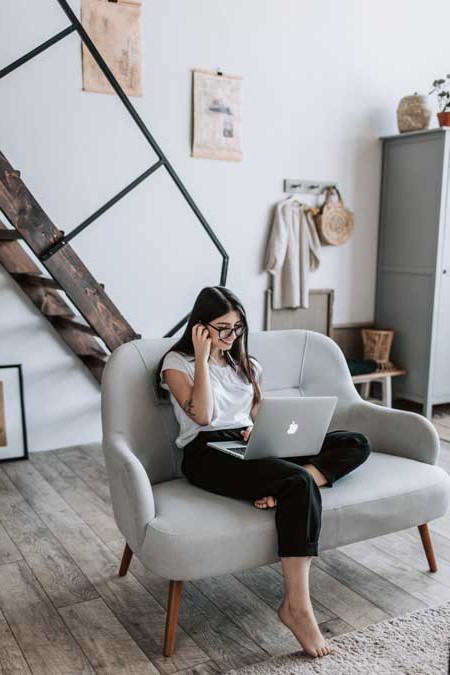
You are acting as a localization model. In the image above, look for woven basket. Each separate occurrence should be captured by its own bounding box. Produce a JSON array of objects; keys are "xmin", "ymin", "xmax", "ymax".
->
[
  {"xmin": 314, "ymin": 186, "xmax": 354, "ymax": 246},
  {"xmin": 361, "ymin": 329, "xmax": 395, "ymax": 371}
]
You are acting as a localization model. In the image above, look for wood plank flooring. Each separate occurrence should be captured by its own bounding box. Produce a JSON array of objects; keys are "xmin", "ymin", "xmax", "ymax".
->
[{"xmin": 0, "ymin": 440, "xmax": 449, "ymax": 674}]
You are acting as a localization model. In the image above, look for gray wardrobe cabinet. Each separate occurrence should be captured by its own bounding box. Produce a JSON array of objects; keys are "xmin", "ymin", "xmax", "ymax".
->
[{"xmin": 376, "ymin": 127, "xmax": 450, "ymax": 419}]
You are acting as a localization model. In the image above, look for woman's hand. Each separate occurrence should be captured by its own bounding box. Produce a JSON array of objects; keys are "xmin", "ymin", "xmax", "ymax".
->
[
  {"xmin": 240, "ymin": 426, "xmax": 253, "ymax": 443},
  {"xmin": 192, "ymin": 322, "xmax": 212, "ymax": 364}
]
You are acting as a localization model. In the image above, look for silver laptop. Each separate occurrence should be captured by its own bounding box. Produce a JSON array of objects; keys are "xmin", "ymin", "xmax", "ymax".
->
[{"xmin": 206, "ymin": 396, "xmax": 338, "ymax": 460}]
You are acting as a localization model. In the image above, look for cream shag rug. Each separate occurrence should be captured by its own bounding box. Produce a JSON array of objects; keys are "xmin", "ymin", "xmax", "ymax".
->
[{"xmin": 223, "ymin": 602, "xmax": 450, "ymax": 675}]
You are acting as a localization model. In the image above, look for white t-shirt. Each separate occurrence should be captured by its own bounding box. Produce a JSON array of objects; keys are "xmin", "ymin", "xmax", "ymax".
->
[{"xmin": 160, "ymin": 351, "xmax": 263, "ymax": 449}]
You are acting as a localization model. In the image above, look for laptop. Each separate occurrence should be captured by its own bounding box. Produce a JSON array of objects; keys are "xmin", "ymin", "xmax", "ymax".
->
[{"xmin": 206, "ymin": 396, "xmax": 338, "ymax": 460}]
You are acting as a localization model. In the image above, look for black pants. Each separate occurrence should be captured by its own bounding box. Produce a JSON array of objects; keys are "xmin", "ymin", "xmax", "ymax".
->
[{"xmin": 181, "ymin": 427, "xmax": 371, "ymax": 558}]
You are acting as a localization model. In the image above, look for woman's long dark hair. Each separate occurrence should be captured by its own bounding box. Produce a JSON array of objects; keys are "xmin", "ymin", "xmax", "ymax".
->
[{"xmin": 155, "ymin": 286, "xmax": 262, "ymax": 407}]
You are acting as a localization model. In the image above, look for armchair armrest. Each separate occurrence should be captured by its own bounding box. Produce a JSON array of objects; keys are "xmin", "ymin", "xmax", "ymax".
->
[
  {"xmin": 102, "ymin": 432, "xmax": 156, "ymax": 553},
  {"xmin": 348, "ymin": 400, "xmax": 440, "ymax": 465}
]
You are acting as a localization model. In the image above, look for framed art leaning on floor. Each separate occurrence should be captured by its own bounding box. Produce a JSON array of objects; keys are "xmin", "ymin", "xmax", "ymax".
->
[
  {"xmin": 264, "ymin": 288, "xmax": 334, "ymax": 336},
  {"xmin": 0, "ymin": 364, "xmax": 28, "ymax": 462}
]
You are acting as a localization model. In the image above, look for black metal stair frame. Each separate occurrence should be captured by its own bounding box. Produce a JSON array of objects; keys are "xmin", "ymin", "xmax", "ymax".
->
[{"xmin": 0, "ymin": 0, "xmax": 229, "ymax": 338}]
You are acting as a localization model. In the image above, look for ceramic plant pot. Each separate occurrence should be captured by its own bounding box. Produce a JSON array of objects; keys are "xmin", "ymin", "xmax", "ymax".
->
[{"xmin": 437, "ymin": 111, "xmax": 450, "ymax": 127}]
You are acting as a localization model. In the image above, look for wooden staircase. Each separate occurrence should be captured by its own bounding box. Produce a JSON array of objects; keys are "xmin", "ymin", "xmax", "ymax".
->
[
  {"xmin": 0, "ymin": 150, "xmax": 141, "ymax": 383},
  {"xmin": 0, "ymin": 0, "xmax": 230, "ymax": 383}
]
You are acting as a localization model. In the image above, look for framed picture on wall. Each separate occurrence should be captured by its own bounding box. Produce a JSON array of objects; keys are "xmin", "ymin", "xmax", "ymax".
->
[
  {"xmin": 0, "ymin": 364, "xmax": 28, "ymax": 463},
  {"xmin": 192, "ymin": 69, "xmax": 243, "ymax": 161},
  {"xmin": 80, "ymin": 0, "xmax": 143, "ymax": 97}
]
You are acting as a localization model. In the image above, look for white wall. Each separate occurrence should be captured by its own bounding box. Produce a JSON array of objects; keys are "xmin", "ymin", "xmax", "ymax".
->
[{"xmin": 0, "ymin": 0, "xmax": 447, "ymax": 452}]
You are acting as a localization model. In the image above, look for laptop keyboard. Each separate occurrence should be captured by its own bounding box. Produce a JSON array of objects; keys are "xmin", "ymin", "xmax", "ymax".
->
[{"xmin": 228, "ymin": 446, "xmax": 246, "ymax": 455}]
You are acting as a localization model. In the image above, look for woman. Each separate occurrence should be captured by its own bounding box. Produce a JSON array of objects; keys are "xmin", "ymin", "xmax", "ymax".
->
[{"xmin": 155, "ymin": 286, "xmax": 371, "ymax": 659}]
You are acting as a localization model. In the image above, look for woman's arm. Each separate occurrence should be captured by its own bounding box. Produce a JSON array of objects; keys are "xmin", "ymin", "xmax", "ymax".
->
[
  {"xmin": 163, "ymin": 323, "xmax": 214, "ymax": 426},
  {"xmin": 250, "ymin": 400, "xmax": 261, "ymax": 422},
  {"xmin": 164, "ymin": 359, "xmax": 213, "ymax": 426}
]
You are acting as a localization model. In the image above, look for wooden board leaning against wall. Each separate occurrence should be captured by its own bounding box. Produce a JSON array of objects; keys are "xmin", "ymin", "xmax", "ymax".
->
[{"xmin": 0, "ymin": 381, "xmax": 7, "ymax": 446}]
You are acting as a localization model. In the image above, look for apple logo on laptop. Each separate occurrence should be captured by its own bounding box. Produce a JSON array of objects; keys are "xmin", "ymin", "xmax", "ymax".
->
[{"xmin": 287, "ymin": 420, "xmax": 298, "ymax": 435}]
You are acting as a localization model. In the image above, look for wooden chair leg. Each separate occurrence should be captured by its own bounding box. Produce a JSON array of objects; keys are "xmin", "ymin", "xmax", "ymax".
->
[
  {"xmin": 418, "ymin": 523, "xmax": 438, "ymax": 572},
  {"xmin": 163, "ymin": 580, "xmax": 184, "ymax": 657},
  {"xmin": 118, "ymin": 543, "xmax": 133, "ymax": 577}
]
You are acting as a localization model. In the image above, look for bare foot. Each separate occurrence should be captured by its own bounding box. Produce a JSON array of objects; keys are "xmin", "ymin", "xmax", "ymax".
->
[
  {"xmin": 277, "ymin": 600, "xmax": 339, "ymax": 658},
  {"xmin": 253, "ymin": 495, "xmax": 277, "ymax": 509}
]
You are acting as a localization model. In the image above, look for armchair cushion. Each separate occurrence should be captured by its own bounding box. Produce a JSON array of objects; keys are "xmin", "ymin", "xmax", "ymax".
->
[{"xmin": 140, "ymin": 451, "xmax": 450, "ymax": 581}]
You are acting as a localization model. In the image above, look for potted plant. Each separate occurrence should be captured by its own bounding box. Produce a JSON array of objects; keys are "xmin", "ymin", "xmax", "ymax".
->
[{"xmin": 429, "ymin": 75, "xmax": 450, "ymax": 126}]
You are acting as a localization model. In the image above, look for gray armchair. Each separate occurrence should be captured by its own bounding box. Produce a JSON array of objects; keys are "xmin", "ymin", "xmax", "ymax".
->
[{"xmin": 101, "ymin": 329, "xmax": 450, "ymax": 656}]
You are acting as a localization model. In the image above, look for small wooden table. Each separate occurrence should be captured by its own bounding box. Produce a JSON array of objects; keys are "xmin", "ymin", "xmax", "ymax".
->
[{"xmin": 352, "ymin": 369, "xmax": 406, "ymax": 407}]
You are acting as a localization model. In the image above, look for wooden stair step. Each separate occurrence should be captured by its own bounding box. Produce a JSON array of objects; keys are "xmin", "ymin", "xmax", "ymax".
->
[
  {"xmin": 49, "ymin": 316, "xmax": 98, "ymax": 336},
  {"xmin": 77, "ymin": 354, "xmax": 107, "ymax": 384},
  {"xmin": 11, "ymin": 272, "xmax": 62, "ymax": 289},
  {"xmin": 0, "ymin": 219, "xmax": 107, "ymax": 386},
  {"xmin": 41, "ymin": 306, "xmax": 76, "ymax": 318},
  {"xmin": 49, "ymin": 324, "xmax": 108, "ymax": 383},
  {"xmin": 0, "ymin": 229, "xmax": 22, "ymax": 240},
  {"xmin": 77, "ymin": 353, "xmax": 108, "ymax": 366},
  {"xmin": 7, "ymin": 273, "xmax": 75, "ymax": 318},
  {"xmin": 0, "ymin": 151, "xmax": 139, "ymax": 351},
  {"xmin": 0, "ymin": 219, "xmax": 42, "ymax": 274}
]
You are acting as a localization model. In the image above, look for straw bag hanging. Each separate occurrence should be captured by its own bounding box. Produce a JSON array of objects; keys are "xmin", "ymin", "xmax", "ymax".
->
[{"xmin": 314, "ymin": 186, "xmax": 354, "ymax": 246}]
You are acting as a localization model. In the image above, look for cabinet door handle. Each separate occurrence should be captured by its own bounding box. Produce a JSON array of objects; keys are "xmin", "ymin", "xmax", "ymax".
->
[{"xmin": 444, "ymin": 269, "xmax": 448, "ymax": 275}]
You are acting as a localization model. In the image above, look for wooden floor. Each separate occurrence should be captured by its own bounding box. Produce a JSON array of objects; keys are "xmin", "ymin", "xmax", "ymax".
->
[{"xmin": 0, "ymin": 440, "xmax": 449, "ymax": 675}]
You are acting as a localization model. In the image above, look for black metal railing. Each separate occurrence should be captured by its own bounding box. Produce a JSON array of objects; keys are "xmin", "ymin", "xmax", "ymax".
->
[{"xmin": 0, "ymin": 0, "xmax": 229, "ymax": 337}]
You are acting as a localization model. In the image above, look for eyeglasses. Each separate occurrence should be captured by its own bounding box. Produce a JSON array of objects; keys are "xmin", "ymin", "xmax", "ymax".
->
[{"xmin": 207, "ymin": 323, "xmax": 246, "ymax": 340}]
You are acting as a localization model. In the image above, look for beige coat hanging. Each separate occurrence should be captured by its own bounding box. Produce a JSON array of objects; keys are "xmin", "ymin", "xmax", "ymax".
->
[
  {"xmin": 263, "ymin": 198, "xmax": 321, "ymax": 309},
  {"xmin": 81, "ymin": 0, "xmax": 143, "ymax": 97}
]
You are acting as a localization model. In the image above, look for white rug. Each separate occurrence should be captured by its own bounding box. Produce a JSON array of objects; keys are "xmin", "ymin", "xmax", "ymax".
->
[{"xmin": 223, "ymin": 602, "xmax": 450, "ymax": 675}]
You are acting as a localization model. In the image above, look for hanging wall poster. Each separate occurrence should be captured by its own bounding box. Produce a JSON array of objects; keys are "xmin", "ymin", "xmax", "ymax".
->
[
  {"xmin": 192, "ymin": 69, "xmax": 243, "ymax": 161},
  {"xmin": 80, "ymin": 0, "xmax": 143, "ymax": 96},
  {"xmin": 0, "ymin": 365, "xmax": 28, "ymax": 463}
]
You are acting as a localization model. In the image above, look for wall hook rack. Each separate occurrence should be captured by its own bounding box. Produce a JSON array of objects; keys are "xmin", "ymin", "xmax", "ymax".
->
[{"xmin": 284, "ymin": 179, "xmax": 338, "ymax": 195}]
